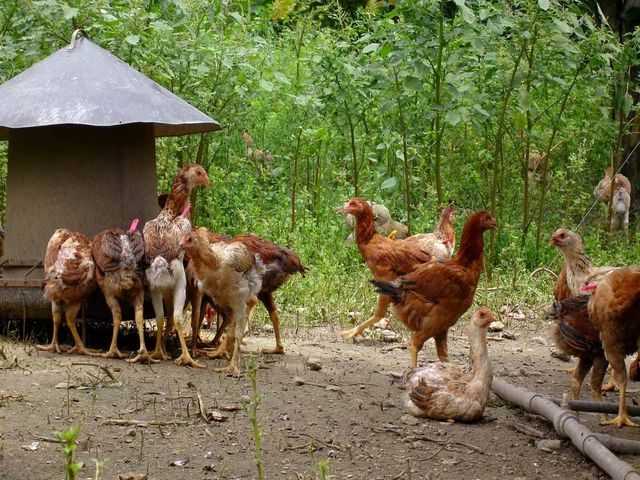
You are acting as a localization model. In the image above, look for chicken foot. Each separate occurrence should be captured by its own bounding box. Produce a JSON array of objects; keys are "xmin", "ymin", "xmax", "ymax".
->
[
  {"xmin": 101, "ymin": 298, "xmax": 127, "ymax": 359},
  {"xmin": 38, "ymin": 303, "xmax": 98, "ymax": 356},
  {"xmin": 37, "ymin": 303, "xmax": 63, "ymax": 354},
  {"xmin": 601, "ymin": 358, "xmax": 638, "ymax": 428},
  {"xmin": 128, "ymin": 296, "xmax": 158, "ymax": 364},
  {"xmin": 215, "ymin": 315, "xmax": 244, "ymax": 376},
  {"xmin": 168, "ymin": 279, "xmax": 206, "ymax": 369},
  {"xmin": 339, "ymin": 294, "xmax": 390, "ymax": 340}
]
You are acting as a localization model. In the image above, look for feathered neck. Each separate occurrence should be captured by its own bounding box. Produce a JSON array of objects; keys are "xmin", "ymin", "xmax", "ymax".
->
[
  {"xmin": 454, "ymin": 218, "xmax": 486, "ymax": 268},
  {"xmin": 353, "ymin": 204, "xmax": 377, "ymax": 245},
  {"xmin": 435, "ymin": 211, "xmax": 455, "ymax": 242},
  {"xmin": 164, "ymin": 171, "xmax": 191, "ymax": 217},
  {"xmin": 466, "ymin": 326, "xmax": 492, "ymax": 392},
  {"xmin": 562, "ymin": 244, "xmax": 593, "ymax": 274}
]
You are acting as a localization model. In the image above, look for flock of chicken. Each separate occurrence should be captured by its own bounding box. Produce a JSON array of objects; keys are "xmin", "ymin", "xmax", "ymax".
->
[
  {"xmin": 39, "ymin": 164, "xmax": 305, "ymax": 375},
  {"xmin": 37, "ymin": 161, "xmax": 640, "ymax": 426}
]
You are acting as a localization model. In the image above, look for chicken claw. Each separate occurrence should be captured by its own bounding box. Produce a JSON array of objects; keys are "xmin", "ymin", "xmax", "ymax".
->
[
  {"xmin": 600, "ymin": 412, "xmax": 638, "ymax": 428},
  {"xmin": 150, "ymin": 348, "xmax": 170, "ymax": 361},
  {"xmin": 338, "ymin": 327, "xmax": 362, "ymax": 341},
  {"xmin": 174, "ymin": 353, "xmax": 207, "ymax": 369},
  {"xmin": 67, "ymin": 345, "xmax": 101, "ymax": 356},
  {"xmin": 101, "ymin": 347, "xmax": 127, "ymax": 359},
  {"xmin": 261, "ymin": 346, "xmax": 284, "ymax": 355},
  {"xmin": 37, "ymin": 342, "xmax": 63, "ymax": 354},
  {"xmin": 128, "ymin": 349, "xmax": 160, "ymax": 364},
  {"xmin": 215, "ymin": 364, "xmax": 242, "ymax": 376}
]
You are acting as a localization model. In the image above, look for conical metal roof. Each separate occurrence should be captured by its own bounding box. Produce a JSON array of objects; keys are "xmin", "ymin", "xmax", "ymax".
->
[{"xmin": 0, "ymin": 34, "xmax": 220, "ymax": 140}]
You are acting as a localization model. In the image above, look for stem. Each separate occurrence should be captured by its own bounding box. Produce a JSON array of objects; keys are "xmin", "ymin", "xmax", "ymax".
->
[
  {"xmin": 433, "ymin": 0, "xmax": 446, "ymax": 205},
  {"xmin": 290, "ymin": 128, "xmax": 303, "ymax": 232},
  {"xmin": 393, "ymin": 68, "xmax": 412, "ymax": 234},
  {"xmin": 534, "ymin": 62, "xmax": 584, "ymax": 254}
]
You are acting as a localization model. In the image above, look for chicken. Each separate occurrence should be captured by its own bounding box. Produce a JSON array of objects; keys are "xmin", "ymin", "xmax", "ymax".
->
[
  {"xmin": 403, "ymin": 206, "xmax": 457, "ymax": 260},
  {"xmin": 180, "ymin": 228, "xmax": 263, "ymax": 375},
  {"xmin": 337, "ymin": 200, "xmax": 410, "ymax": 241},
  {"xmin": 91, "ymin": 219, "xmax": 153, "ymax": 362},
  {"xmin": 144, "ymin": 163, "xmax": 210, "ymax": 368},
  {"xmin": 38, "ymin": 229, "xmax": 97, "ymax": 355},
  {"xmin": 550, "ymin": 228, "xmax": 614, "ymax": 296},
  {"xmin": 372, "ymin": 211, "xmax": 497, "ymax": 367},
  {"xmin": 594, "ymin": 167, "xmax": 631, "ymax": 203},
  {"xmin": 588, "ymin": 267, "xmax": 640, "ymax": 427},
  {"xmin": 547, "ymin": 296, "xmax": 607, "ymax": 407},
  {"xmin": 610, "ymin": 187, "xmax": 631, "ymax": 233},
  {"xmin": 190, "ymin": 231, "xmax": 306, "ymax": 356},
  {"xmin": 338, "ymin": 198, "xmax": 436, "ymax": 341},
  {"xmin": 402, "ymin": 308, "xmax": 494, "ymax": 422}
]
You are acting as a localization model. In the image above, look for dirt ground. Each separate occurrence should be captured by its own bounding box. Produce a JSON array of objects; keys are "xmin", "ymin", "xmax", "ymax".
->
[{"xmin": 0, "ymin": 315, "xmax": 638, "ymax": 480}]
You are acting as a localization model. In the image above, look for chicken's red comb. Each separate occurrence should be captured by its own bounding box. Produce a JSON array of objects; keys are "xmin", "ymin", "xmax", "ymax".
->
[
  {"xmin": 182, "ymin": 203, "xmax": 191, "ymax": 217},
  {"xmin": 129, "ymin": 218, "xmax": 139, "ymax": 232},
  {"xmin": 580, "ymin": 283, "xmax": 598, "ymax": 293}
]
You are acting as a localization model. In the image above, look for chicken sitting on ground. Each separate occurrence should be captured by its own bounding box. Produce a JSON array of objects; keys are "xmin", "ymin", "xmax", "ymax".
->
[
  {"xmin": 38, "ymin": 229, "xmax": 97, "ymax": 355},
  {"xmin": 338, "ymin": 198, "xmax": 436, "ymax": 341},
  {"xmin": 550, "ymin": 228, "xmax": 614, "ymax": 297},
  {"xmin": 180, "ymin": 228, "xmax": 264, "ymax": 375},
  {"xmin": 547, "ymin": 296, "xmax": 607, "ymax": 409},
  {"xmin": 402, "ymin": 308, "xmax": 494, "ymax": 422},
  {"xmin": 372, "ymin": 211, "xmax": 496, "ymax": 367},
  {"xmin": 92, "ymin": 220, "xmax": 153, "ymax": 363},
  {"xmin": 588, "ymin": 267, "xmax": 640, "ymax": 427},
  {"xmin": 144, "ymin": 163, "xmax": 210, "ymax": 368},
  {"xmin": 190, "ymin": 231, "xmax": 306, "ymax": 356}
]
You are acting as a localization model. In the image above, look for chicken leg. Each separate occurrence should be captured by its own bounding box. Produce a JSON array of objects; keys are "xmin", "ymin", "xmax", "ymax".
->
[
  {"xmin": 215, "ymin": 306, "xmax": 246, "ymax": 376},
  {"xmin": 171, "ymin": 270, "xmax": 206, "ymax": 369},
  {"xmin": 128, "ymin": 294, "xmax": 158, "ymax": 364},
  {"xmin": 37, "ymin": 302, "xmax": 63, "ymax": 353},
  {"xmin": 259, "ymin": 292, "xmax": 284, "ymax": 354},
  {"xmin": 339, "ymin": 294, "xmax": 390, "ymax": 340},
  {"xmin": 102, "ymin": 297, "xmax": 126, "ymax": 359},
  {"xmin": 601, "ymin": 357, "xmax": 637, "ymax": 428},
  {"xmin": 150, "ymin": 290, "xmax": 170, "ymax": 361},
  {"xmin": 434, "ymin": 330, "xmax": 449, "ymax": 363},
  {"xmin": 64, "ymin": 303, "xmax": 99, "ymax": 356}
]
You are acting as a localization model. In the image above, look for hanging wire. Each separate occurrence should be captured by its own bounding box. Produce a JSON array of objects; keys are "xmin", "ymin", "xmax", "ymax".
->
[{"xmin": 67, "ymin": 29, "xmax": 88, "ymax": 52}]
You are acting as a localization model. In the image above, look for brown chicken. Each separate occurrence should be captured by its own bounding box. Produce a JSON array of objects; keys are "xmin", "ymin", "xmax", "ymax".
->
[
  {"xmin": 372, "ymin": 211, "xmax": 497, "ymax": 367},
  {"xmin": 403, "ymin": 308, "xmax": 494, "ymax": 422},
  {"xmin": 189, "ymin": 231, "xmax": 306, "ymax": 356},
  {"xmin": 92, "ymin": 219, "xmax": 153, "ymax": 363},
  {"xmin": 339, "ymin": 199, "xmax": 454, "ymax": 341},
  {"xmin": 144, "ymin": 163, "xmax": 210, "ymax": 368},
  {"xmin": 180, "ymin": 228, "xmax": 263, "ymax": 375},
  {"xmin": 594, "ymin": 167, "xmax": 631, "ymax": 203},
  {"xmin": 588, "ymin": 267, "xmax": 640, "ymax": 427},
  {"xmin": 38, "ymin": 229, "xmax": 97, "ymax": 355},
  {"xmin": 403, "ymin": 207, "xmax": 457, "ymax": 260},
  {"xmin": 548, "ymin": 296, "xmax": 607, "ymax": 407}
]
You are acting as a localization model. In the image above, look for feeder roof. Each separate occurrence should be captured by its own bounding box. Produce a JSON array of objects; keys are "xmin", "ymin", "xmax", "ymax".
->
[{"xmin": 0, "ymin": 35, "xmax": 220, "ymax": 140}]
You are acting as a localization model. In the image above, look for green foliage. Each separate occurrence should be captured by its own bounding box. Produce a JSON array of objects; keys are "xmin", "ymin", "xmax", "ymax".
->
[
  {"xmin": 242, "ymin": 354, "xmax": 265, "ymax": 480},
  {"xmin": 0, "ymin": 0, "xmax": 637, "ymax": 320},
  {"xmin": 55, "ymin": 424, "xmax": 83, "ymax": 480}
]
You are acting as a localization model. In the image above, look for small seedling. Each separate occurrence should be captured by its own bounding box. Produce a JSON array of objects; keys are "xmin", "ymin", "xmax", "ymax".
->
[
  {"xmin": 92, "ymin": 457, "xmax": 105, "ymax": 480},
  {"xmin": 55, "ymin": 424, "xmax": 83, "ymax": 480},
  {"xmin": 242, "ymin": 354, "xmax": 265, "ymax": 480}
]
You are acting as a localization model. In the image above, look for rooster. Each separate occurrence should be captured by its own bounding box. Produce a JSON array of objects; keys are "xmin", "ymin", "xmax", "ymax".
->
[
  {"xmin": 38, "ymin": 229, "xmax": 97, "ymax": 355},
  {"xmin": 180, "ymin": 228, "xmax": 264, "ymax": 375},
  {"xmin": 92, "ymin": 220, "xmax": 153, "ymax": 362},
  {"xmin": 372, "ymin": 211, "xmax": 496, "ymax": 367},
  {"xmin": 588, "ymin": 267, "xmax": 640, "ymax": 427},
  {"xmin": 339, "ymin": 199, "xmax": 456, "ymax": 341},
  {"xmin": 144, "ymin": 163, "xmax": 210, "ymax": 368},
  {"xmin": 190, "ymin": 231, "xmax": 306, "ymax": 356}
]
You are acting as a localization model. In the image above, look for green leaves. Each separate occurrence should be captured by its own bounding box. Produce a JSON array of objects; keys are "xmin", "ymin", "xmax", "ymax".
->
[
  {"xmin": 537, "ymin": 0, "xmax": 551, "ymax": 11},
  {"xmin": 381, "ymin": 177, "xmax": 398, "ymax": 189},
  {"xmin": 124, "ymin": 35, "xmax": 141, "ymax": 46},
  {"xmin": 453, "ymin": 0, "xmax": 475, "ymax": 24},
  {"xmin": 61, "ymin": 4, "xmax": 79, "ymax": 20}
]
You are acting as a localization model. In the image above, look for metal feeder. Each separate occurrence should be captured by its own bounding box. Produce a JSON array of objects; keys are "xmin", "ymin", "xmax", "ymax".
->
[{"xmin": 0, "ymin": 31, "xmax": 220, "ymax": 320}]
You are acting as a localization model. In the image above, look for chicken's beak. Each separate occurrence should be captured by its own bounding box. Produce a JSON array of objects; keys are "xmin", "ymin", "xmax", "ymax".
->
[
  {"xmin": 549, "ymin": 236, "xmax": 559, "ymax": 247},
  {"xmin": 489, "ymin": 219, "xmax": 498, "ymax": 231}
]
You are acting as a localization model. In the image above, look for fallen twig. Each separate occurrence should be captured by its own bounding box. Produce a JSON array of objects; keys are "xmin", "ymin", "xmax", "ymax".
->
[
  {"xmin": 27, "ymin": 430, "xmax": 63, "ymax": 444},
  {"xmin": 71, "ymin": 362, "xmax": 119, "ymax": 385},
  {"xmin": 101, "ymin": 419, "xmax": 188, "ymax": 427}
]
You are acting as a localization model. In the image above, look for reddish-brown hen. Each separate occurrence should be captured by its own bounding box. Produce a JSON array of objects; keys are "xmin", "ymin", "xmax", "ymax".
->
[
  {"xmin": 338, "ymin": 198, "xmax": 436, "ymax": 340},
  {"xmin": 372, "ymin": 211, "xmax": 496, "ymax": 367},
  {"xmin": 588, "ymin": 267, "xmax": 640, "ymax": 427},
  {"xmin": 39, "ymin": 229, "xmax": 97, "ymax": 355}
]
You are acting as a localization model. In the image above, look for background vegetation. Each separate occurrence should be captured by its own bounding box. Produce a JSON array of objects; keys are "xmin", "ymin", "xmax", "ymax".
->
[{"xmin": 0, "ymin": 0, "xmax": 638, "ymax": 325}]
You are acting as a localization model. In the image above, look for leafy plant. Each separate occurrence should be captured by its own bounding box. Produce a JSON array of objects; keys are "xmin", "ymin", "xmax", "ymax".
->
[{"xmin": 55, "ymin": 424, "xmax": 83, "ymax": 480}]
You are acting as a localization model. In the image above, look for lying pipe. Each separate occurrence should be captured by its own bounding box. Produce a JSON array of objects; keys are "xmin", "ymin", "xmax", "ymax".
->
[
  {"xmin": 492, "ymin": 377, "xmax": 640, "ymax": 480},
  {"xmin": 550, "ymin": 398, "xmax": 640, "ymax": 417}
]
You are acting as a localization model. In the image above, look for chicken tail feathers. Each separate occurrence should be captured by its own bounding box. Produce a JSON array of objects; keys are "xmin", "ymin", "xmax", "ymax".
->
[{"xmin": 371, "ymin": 279, "xmax": 404, "ymax": 303}]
